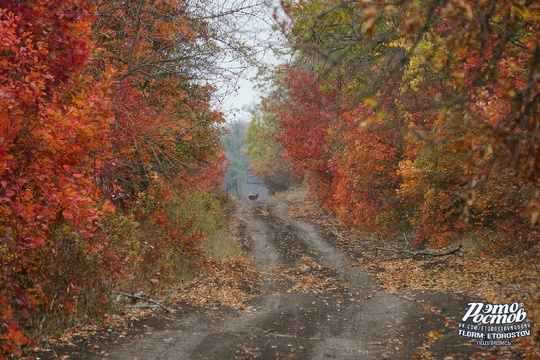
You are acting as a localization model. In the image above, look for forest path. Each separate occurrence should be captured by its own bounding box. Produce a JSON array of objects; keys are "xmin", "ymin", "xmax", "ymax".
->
[{"xmin": 52, "ymin": 194, "xmax": 475, "ymax": 359}]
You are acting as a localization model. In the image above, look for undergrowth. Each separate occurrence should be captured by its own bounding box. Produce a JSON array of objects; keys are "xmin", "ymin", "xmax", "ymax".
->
[{"xmin": 13, "ymin": 187, "xmax": 238, "ymax": 358}]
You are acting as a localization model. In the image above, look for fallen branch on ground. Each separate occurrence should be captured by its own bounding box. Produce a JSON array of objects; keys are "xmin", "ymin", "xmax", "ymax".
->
[
  {"xmin": 116, "ymin": 291, "xmax": 174, "ymax": 313},
  {"xmin": 368, "ymin": 245, "xmax": 462, "ymax": 262}
]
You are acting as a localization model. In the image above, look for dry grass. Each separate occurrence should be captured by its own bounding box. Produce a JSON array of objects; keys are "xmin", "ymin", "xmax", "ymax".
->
[{"xmin": 202, "ymin": 223, "xmax": 245, "ymax": 261}]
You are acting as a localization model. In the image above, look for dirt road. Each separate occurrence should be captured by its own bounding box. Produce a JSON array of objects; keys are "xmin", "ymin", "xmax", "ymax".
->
[{"xmin": 51, "ymin": 195, "xmax": 476, "ymax": 359}]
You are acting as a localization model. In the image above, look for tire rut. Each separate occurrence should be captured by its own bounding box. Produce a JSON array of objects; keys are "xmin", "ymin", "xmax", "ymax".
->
[{"xmin": 79, "ymin": 197, "xmax": 449, "ymax": 360}]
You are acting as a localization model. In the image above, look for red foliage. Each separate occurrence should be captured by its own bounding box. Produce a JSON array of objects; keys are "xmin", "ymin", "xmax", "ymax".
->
[
  {"xmin": 277, "ymin": 67, "xmax": 405, "ymax": 236},
  {"xmin": 95, "ymin": 0, "xmax": 226, "ymax": 200},
  {"xmin": 0, "ymin": 1, "xmax": 115, "ymax": 355},
  {"xmin": 0, "ymin": 0, "xmax": 227, "ymax": 356},
  {"xmin": 331, "ymin": 106, "xmax": 403, "ymax": 237},
  {"xmin": 277, "ymin": 67, "xmax": 339, "ymax": 206}
]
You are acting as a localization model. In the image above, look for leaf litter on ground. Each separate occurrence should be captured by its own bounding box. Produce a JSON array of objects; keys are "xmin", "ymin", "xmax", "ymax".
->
[
  {"xmin": 169, "ymin": 256, "xmax": 260, "ymax": 312},
  {"xmin": 285, "ymin": 189, "xmax": 540, "ymax": 360}
]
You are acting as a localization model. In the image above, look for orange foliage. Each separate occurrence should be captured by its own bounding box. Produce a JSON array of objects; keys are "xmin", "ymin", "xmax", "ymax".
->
[
  {"xmin": 0, "ymin": 0, "xmax": 227, "ymax": 356},
  {"xmin": 0, "ymin": 1, "xmax": 114, "ymax": 355},
  {"xmin": 274, "ymin": 0, "xmax": 539, "ymax": 248},
  {"xmin": 95, "ymin": 0, "xmax": 225, "ymax": 199},
  {"xmin": 331, "ymin": 105, "xmax": 403, "ymax": 237}
]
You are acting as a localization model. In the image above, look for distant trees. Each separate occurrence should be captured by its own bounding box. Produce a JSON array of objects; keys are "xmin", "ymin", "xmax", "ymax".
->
[
  {"xmin": 245, "ymin": 82, "xmax": 300, "ymax": 194},
  {"xmin": 221, "ymin": 121, "xmax": 251, "ymax": 196}
]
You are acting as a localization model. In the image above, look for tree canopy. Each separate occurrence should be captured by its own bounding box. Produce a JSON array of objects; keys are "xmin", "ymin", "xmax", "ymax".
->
[{"xmin": 248, "ymin": 0, "xmax": 539, "ymax": 247}]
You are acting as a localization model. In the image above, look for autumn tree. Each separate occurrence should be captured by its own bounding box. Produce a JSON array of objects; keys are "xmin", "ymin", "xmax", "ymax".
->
[
  {"xmin": 390, "ymin": 1, "xmax": 539, "ymax": 246},
  {"xmin": 1, "ymin": 0, "xmax": 267, "ymax": 356},
  {"xmin": 245, "ymin": 82, "xmax": 300, "ymax": 193},
  {"xmin": 271, "ymin": 0, "xmax": 539, "ymax": 247},
  {"xmin": 330, "ymin": 105, "xmax": 405, "ymax": 237},
  {"xmin": 221, "ymin": 121, "xmax": 251, "ymax": 195},
  {"xmin": 277, "ymin": 67, "xmax": 344, "ymax": 204},
  {"xmin": 94, "ymin": 0, "xmax": 227, "ymax": 199},
  {"xmin": 0, "ymin": 1, "xmax": 114, "ymax": 355}
]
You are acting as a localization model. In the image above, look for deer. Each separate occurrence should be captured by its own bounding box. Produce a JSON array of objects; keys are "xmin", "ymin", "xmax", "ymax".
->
[{"xmin": 248, "ymin": 193, "xmax": 259, "ymax": 200}]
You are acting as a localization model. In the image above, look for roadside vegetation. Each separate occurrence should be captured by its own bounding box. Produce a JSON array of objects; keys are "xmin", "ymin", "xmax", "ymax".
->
[
  {"xmin": 0, "ymin": 0, "xmax": 258, "ymax": 357},
  {"xmin": 248, "ymin": 0, "xmax": 539, "ymax": 249}
]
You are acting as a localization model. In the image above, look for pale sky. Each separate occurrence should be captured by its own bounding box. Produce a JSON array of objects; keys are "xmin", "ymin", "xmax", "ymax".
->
[
  {"xmin": 221, "ymin": 73, "xmax": 262, "ymax": 123},
  {"xmin": 212, "ymin": 0, "xmax": 288, "ymax": 123}
]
